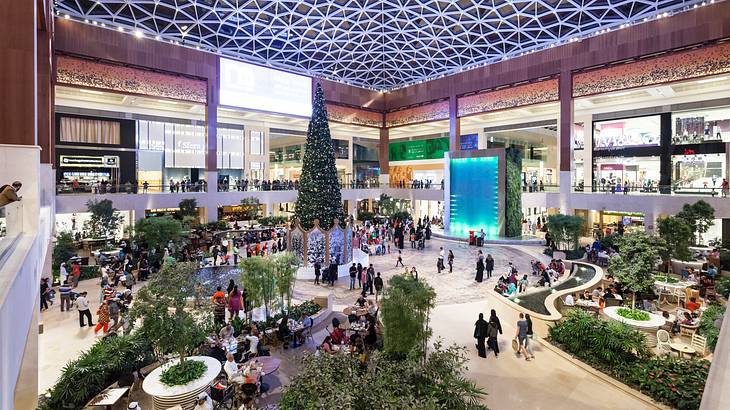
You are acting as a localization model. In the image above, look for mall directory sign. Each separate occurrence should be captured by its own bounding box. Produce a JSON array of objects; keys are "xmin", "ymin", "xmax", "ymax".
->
[
  {"xmin": 219, "ymin": 58, "xmax": 312, "ymax": 117},
  {"xmin": 388, "ymin": 137, "xmax": 449, "ymax": 161}
]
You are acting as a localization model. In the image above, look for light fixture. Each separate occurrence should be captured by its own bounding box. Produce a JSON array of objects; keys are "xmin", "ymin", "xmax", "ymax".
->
[
  {"xmin": 181, "ymin": 25, "xmax": 188, "ymax": 30},
  {"xmin": 134, "ymin": 30, "xmax": 143, "ymax": 38},
  {"xmin": 92, "ymin": 21, "xmax": 98, "ymax": 25},
  {"xmin": 64, "ymin": 14, "xmax": 70, "ymax": 19},
  {"xmin": 101, "ymin": 23, "xmax": 105, "ymax": 27},
  {"xmin": 84, "ymin": 19, "xmax": 89, "ymax": 23},
  {"xmin": 118, "ymin": 26, "xmax": 124, "ymax": 32},
  {"xmin": 155, "ymin": 35, "xmax": 161, "ymax": 40}
]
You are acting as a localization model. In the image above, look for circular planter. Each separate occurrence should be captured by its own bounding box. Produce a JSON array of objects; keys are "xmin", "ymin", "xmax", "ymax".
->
[
  {"xmin": 602, "ymin": 306, "xmax": 666, "ymax": 347},
  {"xmin": 142, "ymin": 356, "xmax": 221, "ymax": 410}
]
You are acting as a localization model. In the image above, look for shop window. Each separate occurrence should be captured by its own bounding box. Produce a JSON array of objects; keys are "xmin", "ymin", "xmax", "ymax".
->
[
  {"xmin": 251, "ymin": 131, "xmax": 264, "ymax": 155},
  {"xmin": 593, "ymin": 115, "xmax": 661, "ymax": 150},
  {"xmin": 673, "ymin": 106, "xmax": 730, "ymax": 144},
  {"xmin": 672, "ymin": 153, "xmax": 726, "ymax": 192},
  {"xmin": 60, "ymin": 117, "xmax": 120, "ymax": 145}
]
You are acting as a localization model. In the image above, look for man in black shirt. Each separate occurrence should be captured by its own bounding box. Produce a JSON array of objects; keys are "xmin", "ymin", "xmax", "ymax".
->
[
  {"xmin": 349, "ymin": 263, "xmax": 357, "ymax": 290},
  {"xmin": 374, "ymin": 272, "xmax": 384, "ymax": 302}
]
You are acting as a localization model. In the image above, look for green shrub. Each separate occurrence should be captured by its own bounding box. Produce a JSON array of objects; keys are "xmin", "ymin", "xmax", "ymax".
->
[
  {"xmin": 38, "ymin": 333, "xmax": 155, "ymax": 410},
  {"xmin": 715, "ymin": 276, "xmax": 730, "ymax": 299},
  {"xmin": 699, "ymin": 304, "xmax": 726, "ymax": 351},
  {"xmin": 257, "ymin": 215, "xmax": 288, "ymax": 226},
  {"xmin": 279, "ymin": 342, "xmax": 487, "ymax": 410},
  {"xmin": 53, "ymin": 231, "xmax": 76, "ymax": 271},
  {"xmin": 357, "ymin": 210, "xmax": 375, "ymax": 222},
  {"xmin": 549, "ymin": 310, "xmax": 710, "ymax": 410},
  {"xmin": 159, "ymin": 359, "xmax": 207, "ymax": 386},
  {"xmin": 549, "ymin": 310, "xmax": 649, "ymax": 366},
  {"xmin": 79, "ymin": 265, "xmax": 100, "ymax": 281},
  {"xmin": 616, "ymin": 308, "xmax": 650, "ymax": 321},
  {"xmin": 623, "ymin": 357, "xmax": 711, "ymax": 410}
]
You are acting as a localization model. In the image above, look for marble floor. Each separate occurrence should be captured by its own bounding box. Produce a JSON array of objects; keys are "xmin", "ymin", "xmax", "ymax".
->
[{"xmin": 38, "ymin": 238, "xmax": 659, "ymax": 409}]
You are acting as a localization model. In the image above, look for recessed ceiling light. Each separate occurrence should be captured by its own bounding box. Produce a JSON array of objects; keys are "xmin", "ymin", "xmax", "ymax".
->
[{"xmin": 181, "ymin": 25, "xmax": 188, "ymax": 30}]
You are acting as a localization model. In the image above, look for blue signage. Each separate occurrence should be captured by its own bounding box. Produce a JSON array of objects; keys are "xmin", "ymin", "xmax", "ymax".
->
[{"xmin": 460, "ymin": 133, "xmax": 478, "ymax": 150}]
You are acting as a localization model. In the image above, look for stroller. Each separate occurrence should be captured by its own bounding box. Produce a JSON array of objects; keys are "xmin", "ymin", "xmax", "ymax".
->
[{"xmin": 417, "ymin": 237, "xmax": 425, "ymax": 250}]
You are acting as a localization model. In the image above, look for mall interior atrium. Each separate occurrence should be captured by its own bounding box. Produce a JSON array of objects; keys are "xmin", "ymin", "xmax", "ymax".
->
[{"xmin": 1, "ymin": 1, "xmax": 730, "ymax": 409}]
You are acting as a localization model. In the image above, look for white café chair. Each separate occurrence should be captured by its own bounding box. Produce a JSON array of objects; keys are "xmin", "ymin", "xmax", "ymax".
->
[
  {"xmin": 656, "ymin": 329, "xmax": 673, "ymax": 356},
  {"xmin": 691, "ymin": 333, "xmax": 707, "ymax": 357}
]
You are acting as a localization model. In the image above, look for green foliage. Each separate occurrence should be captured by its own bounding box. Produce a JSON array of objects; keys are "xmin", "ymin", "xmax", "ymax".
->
[
  {"xmin": 239, "ymin": 197, "xmax": 263, "ymax": 222},
  {"xmin": 622, "ymin": 357, "xmax": 711, "ymax": 410},
  {"xmin": 135, "ymin": 216, "xmax": 184, "ymax": 251},
  {"xmin": 84, "ymin": 199, "xmax": 123, "ymax": 241},
  {"xmin": 294, "ymin": 83, "xmax": 345, "ymax": 230},
  {"xmin": 240, "ymin": 255, "xmax": 278, "ymax": 320},
  {"xmin": 257, "ymin": 215, "xmax": 288, "ymax": 226},
  {"xmin": 378, "ymin": 193, "xmax": 398, "ymax": 216},
  {"xmin": 657, "ymin": 216, "xmax": 693, "ymax": 261},
  {"xmin": 505, "ymin": 147, "xmax": 522, "ymax": 238},
  {"xmin": 653, "ymin": 274, "xmax": 679, "ymax": 284},
  {"xmin": 53, "ymin": 231, "xmax": 76, "ymax": 271},
  {"xmin": 131, "ymin": 262, "xmax": 208, "ymax": 362},
  {"xmin": 609, "ymin": 232, "xmax": 667, "ymax": 297},
  {"xmin": 549, "ymin": 310, "xmax": 709, "ymax": 410},
  {"xmin": 178, "ymin": 198, "xmax": 199, "ymax": 219},
  {"xmin": 38, "ymin": 333, "xmax": 155, "ymax": 410},
  {"xmin": 159, "ymin": 359, "xmax": 207, "ymax": 386},
  {"xmin": 676, "ymin": 200, "xmax": 715, "ymax": 245},
  {"xmin": 716, "ymin": 276, "xmax": 730, "ymax": 298},
  {"xmin": 699, "ymin": 304, "xmax": 726, "ymax": 351},
  {"xmin": 357, "ymin": 210, "xmax": 375, "ymax": 222},
  {"xmin": 279, "ymin": 342, "xmax": 487, "ymax": 410},
  {"xmin": 549, "ymin": 310, "xmax": 650, "ymax": 366},
  {"xmin": 381, "ymin": 275, "xmax": 436, "ymax": 359},
  {"xmin": 392, "ymin": 210, "xmax": 412, "ymax": 222},
  {"xmin": 616, "ymin": 308, "xmax": 650, "ymax": 321},
  {"xmin": 599, "ymin": 233, "xmax": 621, "ymax": 251},
  {"xmin": 546, "ymin": 213, "xmax": 584, "ymax": 250},
  {"xmin": 254, "ymin": 299, "xmax": 322, "ymax": 331},
  {"xmin": 79, "ymin": 265, "xmax": 100, "ymax": 281},
  {"xmin": 273, "ymin": 252, "xmax": 300, "ymax": 309}
]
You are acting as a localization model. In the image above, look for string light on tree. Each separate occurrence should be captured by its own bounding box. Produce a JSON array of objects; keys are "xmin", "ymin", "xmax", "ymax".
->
[{"xmin": 294, "ymin": 83, "xmax": 345, "ymax": 230}]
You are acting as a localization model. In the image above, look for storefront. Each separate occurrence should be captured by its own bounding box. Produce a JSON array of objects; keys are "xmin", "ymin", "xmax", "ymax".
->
[
  {"xmin": 672, "ymin": 152, "xmax": 726, "ymax": 193},
  {"xmin": 673, "ymin": 105, "xmax": 730, "ymax": 145},
  {"xmin": 55, "ymin": 113, "xmax": 137, "ymax": 192},
  {"xmin": 593, "ymin": 156, "xmax": 661, "ymax": 192}
]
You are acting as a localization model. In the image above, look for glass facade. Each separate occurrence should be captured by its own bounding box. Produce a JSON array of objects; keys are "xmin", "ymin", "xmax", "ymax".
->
[
  {"xmin": 593, "ymin": 115, "xmax": 661, "ymax": 150},
  {"xmin": 672, "ymin": 106, "xmax": 730, "ymax": 144},
  {"xmin": 672, "ymin": 152, "xmax": 725, "ymax": 192}
]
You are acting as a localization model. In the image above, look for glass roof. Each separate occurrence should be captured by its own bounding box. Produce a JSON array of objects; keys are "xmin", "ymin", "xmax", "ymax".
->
[{"xmin": 56, "ymin": 0, "xmax": 707, "ymax": 91}]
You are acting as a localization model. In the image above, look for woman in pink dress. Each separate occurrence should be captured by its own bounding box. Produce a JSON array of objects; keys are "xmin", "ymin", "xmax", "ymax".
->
[{"xmin": 228, "ymin": 285, "xmax": 242, "ymax": 319}]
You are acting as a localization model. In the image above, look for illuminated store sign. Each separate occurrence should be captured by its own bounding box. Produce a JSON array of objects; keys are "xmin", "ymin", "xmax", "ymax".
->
[
  {"xmin": 388, "ymin": 137, "xmax": 450, "ymax": 161},
  {"xmin": 59, "ymin": 155, "xmax": 119, "ymax": 168}
]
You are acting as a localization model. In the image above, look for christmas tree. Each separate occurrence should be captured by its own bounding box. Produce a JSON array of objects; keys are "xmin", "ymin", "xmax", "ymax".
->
[{"xmin": 295, "ymin": 83, "xmax": 344, "ymax": 230}]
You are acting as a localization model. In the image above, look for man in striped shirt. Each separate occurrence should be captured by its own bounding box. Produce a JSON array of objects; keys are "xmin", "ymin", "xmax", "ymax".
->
[
  {"xmin": 59, "ymin": 281, "xmax": 73, "ymax": 312},
  {"xmin": 103, "ymin": 285, "xmax": 116, "ymax": 301}
]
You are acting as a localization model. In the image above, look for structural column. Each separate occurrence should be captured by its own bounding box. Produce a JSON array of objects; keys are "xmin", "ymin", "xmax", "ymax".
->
[
  {"xmin": 378, "ymin": 127, "xmax": 389, "ymax": 185},
  {"xmin": 449, "ymin": 95, "xmax": 460, "ymax": 152},
  {"xmin": 205, "ymin": 59, "xmax": 220, "ymax": 191},
  {"xmin": 558, "ymin": 71, "xmax": 574, "ymax": 214}
]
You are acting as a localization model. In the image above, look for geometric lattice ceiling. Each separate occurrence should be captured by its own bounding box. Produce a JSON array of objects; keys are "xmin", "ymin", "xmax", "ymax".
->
[{"xmin": 55, "ymin": 0, "xmax": 709, "ymax": 91}]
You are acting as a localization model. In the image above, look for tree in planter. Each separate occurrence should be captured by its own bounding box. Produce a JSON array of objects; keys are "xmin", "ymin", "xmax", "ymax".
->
[
  {"xmin": 135, "ymin": 216, "xmax": 184, "ymax": 252},
  {"xmin": 294, "ymin": 83, "xmax": 345, "ymax": 230},
  {"xmin": 609, "ymin": 232, "xmax": 668, "ymax": 311},
  {"xmin": 240, "ymin": 256, "xmax": 278, "ymax": 322},
  {"xmin": 272, "ymin": 252, "xmax": 299, "ymax": 311},
  {"xmin": 239, "ymin": 197, "xmax": 263, "ymax": 226},
  {"xmin": 131, "ymin": 262, "xmax": 208, "ymax": 367},
  {"xmin": 380, "ymin": 275, "xmax": 436, "ymax": 359},
  {"xmin": 656, "ymin": 216, "xmax": 692, "ymax": 264},
  {"xmin": 52, "ymin": 231, "xmax": 76, "ymax": 273},
  {"xmin": 83, "ymin": 199, "xmax": 123, "ymax": 243},
  {"xmin": 177, "ymin": 198, "xmax": 199, "ymax": 228},
  {"xmin": 546, "ymin": 214, "xmax": 584, "ymax": 251},
  {"xmin": 676, "ymin": 200, "xmax": 715, "ymax": 245}
]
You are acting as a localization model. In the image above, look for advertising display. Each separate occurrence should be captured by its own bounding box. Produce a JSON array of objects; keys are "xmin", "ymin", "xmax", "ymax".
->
[
  {"xmin": 163, "ymin": 123, "xmax": 206, "ymax": 169},
  {"xmin": 388, "ymin": 137, "xmax": 449, "ymax": 161},
  {"xmin": 593, "ymin": 115, "xmax": 661, "ymax": 150},
  {"xmin": 59, "ymin": 155, "xmax": 119, "ymax": 168},
  {"xmin": 460, "ymin": 133, "xmax": 478, "ymax": 150},
  {"xmin": 217, "ymin": 127, "xmax": 245, "ymax": 169},
  {"xmin": 219, "ymin": 58, "xmax": 312, "ymax": 117}
]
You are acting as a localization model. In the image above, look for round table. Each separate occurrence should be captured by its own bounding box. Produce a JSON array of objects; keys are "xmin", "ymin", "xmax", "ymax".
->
[
  {"xmin": 142, "ymin": 356, "xmax": 221, "ymax": 410},
  {"xmin": 603, "ymin": 306, "xmax": 666, "ymax": 347},
  {"xmin": 243, "ymin": 356, "xmax": 281, "ymax": 393},
  {"xmin": 670, "ymin": 342, "xmax": 696, "ymax": 358}
]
